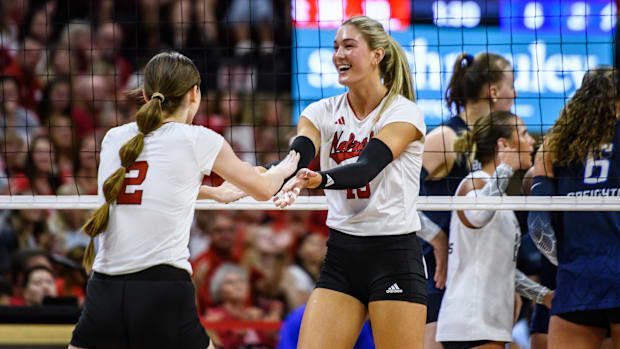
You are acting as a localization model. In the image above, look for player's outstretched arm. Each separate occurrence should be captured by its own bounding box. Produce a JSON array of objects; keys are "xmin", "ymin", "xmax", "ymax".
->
[
  {"xmin": 527, "ymin": 144, "xmax": 559, "ymax": 266},
  {"xmin": 212, "ymin": 141, "xmax": 299, "ymax": 201},
  {"xmin": 197, "ymin": 182, "xmax": 247, "ymax": 203},
  {"xmin": 274, "ymin": 122, "xmax": 422, "ymax": 208}
]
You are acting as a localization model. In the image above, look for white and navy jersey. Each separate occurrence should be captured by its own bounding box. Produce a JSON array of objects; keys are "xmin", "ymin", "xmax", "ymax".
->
[
  {"xmin": 302, "ymin": 93, "xmax": 426, "ymax": 236},
  {"xmin": 436, "ymin": 170, "xmax": 521, "ymax": 342},
  {"xmin": 92, "ymin": 122, "xmax": 224, "ymax": 276}
]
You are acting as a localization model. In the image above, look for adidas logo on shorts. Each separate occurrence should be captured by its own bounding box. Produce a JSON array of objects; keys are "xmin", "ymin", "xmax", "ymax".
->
[{"xmin": 385, "ymin": 283, "xmax": 403, "ymax": 294}]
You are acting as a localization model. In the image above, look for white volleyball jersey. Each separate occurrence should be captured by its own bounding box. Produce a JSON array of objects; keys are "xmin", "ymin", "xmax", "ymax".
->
[
  {"xmin": 436, "ymin": 170, "xmax": 521, "ymax": 342},
  {"xmin": 302, "ymin": 93, "xmax": 426, "ymax": 236},
  {"xmin": 92, "ymin": 122, "xmax": 224, "ymax": 275}
]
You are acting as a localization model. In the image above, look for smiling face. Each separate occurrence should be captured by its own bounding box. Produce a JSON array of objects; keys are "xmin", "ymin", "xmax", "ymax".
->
[{"xmin": 332, "ymin": 25, "xmax": 382, "ymax": 87}]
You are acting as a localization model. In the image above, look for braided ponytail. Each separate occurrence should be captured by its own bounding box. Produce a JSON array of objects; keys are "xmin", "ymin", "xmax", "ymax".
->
[{"xmin": 81, "ymin": 52, "xmax": 200, "ymax": 272}]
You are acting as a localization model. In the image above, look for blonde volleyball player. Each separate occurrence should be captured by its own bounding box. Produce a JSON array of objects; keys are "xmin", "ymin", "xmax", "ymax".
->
[
  {"xmin": 68, "ymin": 52, "xmax": 299, "ymax": 349},
  {"xmin": 273, "ymin": 16, "xmax": 427, "ymax": 349},
  {"xmin": 436, "ymin": 111, "xmax": 553, "ymax": 349}
]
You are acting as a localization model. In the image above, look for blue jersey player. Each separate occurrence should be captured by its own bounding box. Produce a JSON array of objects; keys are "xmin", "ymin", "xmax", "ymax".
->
[{"xmin": 529, "ymin": 66, "xmax": 620, "ymax": 349}]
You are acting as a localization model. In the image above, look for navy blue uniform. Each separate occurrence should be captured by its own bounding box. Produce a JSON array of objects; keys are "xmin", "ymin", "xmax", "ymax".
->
[
  {"xmin": 551, "ymin": 121, "xmax": 620, "ymax": 317},
  {"xmin": 530, "ymin": 255, "xmax": 557, "ymax": 334},
  {"xmin": 419, "ymin": 116, "xmax": 469, "ymax": 322}
]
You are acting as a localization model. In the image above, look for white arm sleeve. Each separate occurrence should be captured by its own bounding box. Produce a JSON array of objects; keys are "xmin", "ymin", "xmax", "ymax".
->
[
  {"xmin": 515, "ymin": 268, "xmax": 551, "ymax": 304},
  {"xmin": 417, "ymin": 211, "xmax": 441, "ymax": 242},
  {"xmin": 462, "ymin": 164, "xmax": 514, "ymax": 228}
]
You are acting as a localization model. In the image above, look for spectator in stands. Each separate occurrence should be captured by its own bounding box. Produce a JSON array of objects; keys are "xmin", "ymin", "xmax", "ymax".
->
[
  {"xmin": 71, "ymin": 75, "xmax": 105, "ymax": 138},
  {"xmin": 205, "ymin": 263, "xmax": 278, "ymax": 349},
  {"xmin": 74, "ymin": 135, "xmax": 98, "ymax": 195},
  {"xmin": 0, "ymin": 1, "xmax": 19, "ymax": 71},
  {"xmin": 24, "ymin": 266, "xmax": 58, "ymax": 305},
  {"xmin": 9, "ymin": 248, "xmax": 53, "ymax": 305},
  {"xmin": 23, "ymin": 4, "xmax": 55, "ymax": 45},
  {"xmin": 138, "ymin": 0, "xmax": 170, "ymax": 49},
  {"xmin": 25, "ymin": 134, "xmax": 60, "ymax": 195},
  {"xmin": 53, "ymin": 251, "xmax": 86, "ymax": 305},
  {"xmin": 194, "ymin": 0, "xmax": 218, "ymax": 45},
  {"xmin": 3, "ymin": 36, "xmax": 44, "ymax": 112},
  {"xmin": 281, "ymin": 232, "xmax": 326, "ymax": 310},
  {"xmin": 43, "ymin": 44, "xmax": 71, "ymax": 80},
  {"xmin": 93, "ymin": 22, "xmax": 132, "ymax": 90},
  {"xmin": 48, "ymin": 184, "xmax": 90, "ymax": 254},
  {"xmin": 0, "ymin": 76, "xmax": 41, "ymax": 145},
  {"xmin": 2, "ymin": 131, "xmax": 28, "ymax": 194},
  {"xmin": 227, "ymin": 0, "xmax": 275, "ymax": 55},
  {"xmin": 193, "ymin": 211, "xmax": 243, "ymax": 313},
  {"xmin": 0, "ymin": 207, "xmax": 53, "ymax": 265},
  {"xmin": 22, "ymin": 265, "xmax": 57, "ymax": 306},
  {"xmin": 58, "ymin": 21, "xmax": 92, "ymax": 74},
  {"xmin": 218, "ymin": 91, "xmax": 255, "ymax": 163},
  {"xmin": 39, "ymin": 77, "xmax": 72, "ymax": 122},
  {"xmin": 189, "ymin": 210, "xmax": 213, "ymax": 261},
  {"xmin": 245, "ymin": 225, "xmax": 289, "ymax": 321},
  {"xmin": 47, "ymin": 114, "xmax": 76, "ymax": 182}
]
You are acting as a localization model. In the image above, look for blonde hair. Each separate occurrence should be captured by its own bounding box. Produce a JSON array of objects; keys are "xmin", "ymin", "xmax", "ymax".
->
[
  {"xmin": 341, "ymin": 16, "xmax": 414, "ymax": 123},
  {"xmin": 453, "ymin": 111, "xmax": 518, "ymax": 167},
  {"xmin": 81, "ymin": 52, "xmax": 200, "ymax": 271}
]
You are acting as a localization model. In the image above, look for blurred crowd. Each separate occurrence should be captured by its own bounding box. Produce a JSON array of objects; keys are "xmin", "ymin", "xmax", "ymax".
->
[{"xmin": 0, "ymin": 1, "xmax": 318, "ymax": 348}]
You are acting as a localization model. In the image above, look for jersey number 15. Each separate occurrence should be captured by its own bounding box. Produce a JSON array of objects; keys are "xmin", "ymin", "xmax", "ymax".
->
[
  {"xmin": 117, "ymin": 161, "xmax": 149, "ymax": 205},
  {"xmin": 346, "ymin": 184, "xmax": 371, "ymax": 199}
]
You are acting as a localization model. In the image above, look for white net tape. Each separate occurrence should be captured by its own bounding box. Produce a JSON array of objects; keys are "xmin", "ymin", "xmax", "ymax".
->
[{"xmin": 2, "ymin": 195, "xmax": 619, "ymax": 211}]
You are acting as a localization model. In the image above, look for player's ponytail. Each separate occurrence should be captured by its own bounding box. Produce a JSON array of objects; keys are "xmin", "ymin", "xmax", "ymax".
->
[
  {"xmin": 342, "ymin": 16, "xmax": 414, "ymax": 125},
  {"xmin": 453, "ymin": 111, "xmax": 517, "ymax": 168},
  {"xmin": 81, "ymin": 51, "xmax": 200, "ymax": 272},
  {"xmin": 445, "ymin": 53, "xmax": 511, "ymax": 115}
]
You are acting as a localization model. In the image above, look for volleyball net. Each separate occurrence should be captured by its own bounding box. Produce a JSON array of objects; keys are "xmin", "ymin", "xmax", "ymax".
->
[{"xmin": 0, "ymin": 0, "xmax": 617, "ymax": 212}]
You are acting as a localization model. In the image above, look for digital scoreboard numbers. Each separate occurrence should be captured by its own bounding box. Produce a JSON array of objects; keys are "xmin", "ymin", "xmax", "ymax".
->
[
  {"xmin": 500, "ymin": 0, "xmax": 616, "ymax": 35},
  {"xmin": 292, "ymin": 0, "xmax": 410, "ymax": 30}
]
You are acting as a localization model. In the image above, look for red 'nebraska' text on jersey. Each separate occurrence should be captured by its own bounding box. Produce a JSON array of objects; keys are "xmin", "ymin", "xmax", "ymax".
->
[{"xmin": 302, "ymin": 93, "xmax": 425, "ymax": 236}]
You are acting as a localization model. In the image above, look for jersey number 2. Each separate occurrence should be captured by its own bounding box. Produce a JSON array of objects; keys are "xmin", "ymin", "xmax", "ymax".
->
[
  {"xmin": 117, "ymin": 161, "xmax": 149, "ymax": 205},
  {"xmin": 346, "ymin": 184, "xmax": 371, "ymax": 199}
]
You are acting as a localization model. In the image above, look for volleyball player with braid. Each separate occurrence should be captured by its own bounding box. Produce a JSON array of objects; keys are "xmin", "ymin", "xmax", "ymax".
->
[
  {"xmin": 273, "ymin": 16, "xmax": 428, "ymax": 349},
  {"xmin": 529, "ymin": 66, "xmax": 620, "ymax": 349},
  {"xmin": 419, "ymin": 52, "xmax": 517, "ymax": 349},
  {"xmin": 68, "ymin": 52, "xmax": 299, "ymax": 349}
]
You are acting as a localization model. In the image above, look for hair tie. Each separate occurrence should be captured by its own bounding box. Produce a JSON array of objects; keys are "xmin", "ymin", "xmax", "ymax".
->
[
  {"xmin": 151, "ymin": 92, "xmax": 165, "ymax": 103},
  {"xmin": 462, "ymin": 54, "xmax": 474, "ymax": 67}
]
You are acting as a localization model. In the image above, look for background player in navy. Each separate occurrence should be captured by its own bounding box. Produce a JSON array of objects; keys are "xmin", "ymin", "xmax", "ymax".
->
[
  {"xmin": 273, "ymin": 16, "xmax": 428, "ymax": 349},
  {"xmin": 522, "ymin": 167, "xmax": 558, "ymax": 349},
  {"xmin": 68, "ymin": 52, "xmax": 299, "ymax": 349},
  {"xmin": 419, "ymin": 52, "xmax": 517, "ymax": 349},
  {"xmin": 529, "ymin": 65, "xmax": 620, "ymax": 349}
]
